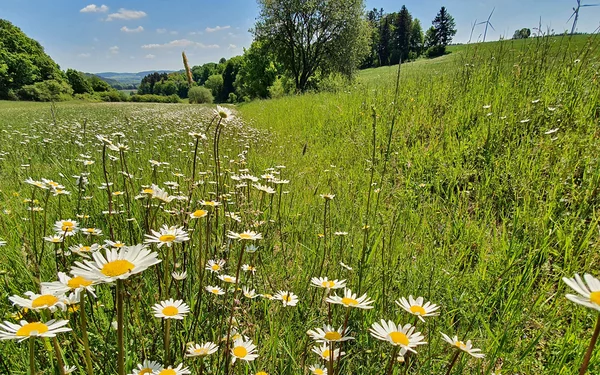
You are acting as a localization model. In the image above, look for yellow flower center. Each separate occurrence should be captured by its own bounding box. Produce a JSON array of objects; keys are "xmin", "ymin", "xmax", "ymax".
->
[
  {"xmin": 239, "ymin": 233, "xmax": 253, "ymax": 240},
  {"xmin": 256, "ymin": 372, "xmax": 268, "ymax": 375},
  {"xmin": 314, "ymin": 370, "xmax": 324, "ymax": 375},
  {"xmin": 32, "ymin": 294, "xmax": 59, "ymax": 308},
  {"xmin": 159, "ymin": 234, "xmax": 176, "ymax": 242},
  {"xmin": 67, "ymin": 276, "xmax": 93, "ymax": 289},
  {"xmin": 324, "ymin": 331, "xmax": 342, "ymax": 341},
  {"xmin": 410, "ymin": 305, "xmax": 426, "ymax": 316},
  {"xmin": 218, "ymin": 111, "xmax": 228, "ymax": 119},
  {"xmin": 143, "ymin": 188, "xmax": 154, "ymax": 194},
  {"xmin": 211, "ymin": 289, "xmax": 220, "ymax": 294},
  {"xmin": 62, "ymin": 221, "xmax": 74, "ymax": 228},
  {"xmin": 233, "ymin": 346, "xmax": 247, "ymax": 358},
  {"xmin": 455, "ymin": 341, "xmax": 467, "ymax": 350},
  {"xmin": 341, "ymin": 297, "xmax": 358, "ymax": 306},
  {"xmin": 162, "ymin": 306, "xmax": 179, "ymax": 316},
  {"xmin": 322, "ymin": 281, "xmax": 335, "ymax": 288},
  {"xmin": 590, "ymin": 291, "xmax": 600, "ymax": 305},
  {"xmin": 81, "ymin": 246, "xmax": 91, "ymax": 252},
  {"xmin": 204, "ymin": 201, "xmax": 216, "ymax": 206},
  {"xmin": 114, "ymin": 243, "xmax": 124, "ymax": 248},
  {"xmin": 16, "ymin": 322, "xmax": 49, "ymax": 337},
  {"xmin": 158, "ymin": 370, "xmax": 176, "ymax": 375},
  {"xmin": 195, "ymin": 348, "xmax": 209, "ymax": 355},
  {"xmin": 322, "ymin": 349, "xmax": 330, "ymax": 358},
  {"xmin": 211, "ymin": 264, "xmax": 220, "ymax": 271},
  {"xmin": 389, "ymin": 331, "xmax": 409, "ymax": 346},
  {"xmin": 138, "ymin": 369, "xmax": 153, "ymax": 375},
  {"xmin": 282, "ymin": 294, "xmax": 291, "ymax": 302},
  {"xmin": 193, "ymin": 210, "xmax": 207, "ymax": 218},
  {"xmin": 101, "ymin": 259, "xmax": 134, "ymax": 277}
]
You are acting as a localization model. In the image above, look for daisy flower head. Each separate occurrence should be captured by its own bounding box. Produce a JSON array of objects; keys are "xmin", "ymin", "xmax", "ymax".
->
[
  {"xmin": 53, "ymin": 219, "xmax": 79, "ymax": 236},
  {"xmin": 128, "ymin": 360, "xmax": 162, "ymax": 375},
  {"xmin": 310, "ymin": 277, "xmax": 346, "ymax": 290},
  {"xmin": 172, "ymin": 271, "xmax": 188, "ymax": 280},
  {"xmin": 206, "ymin": 285, "xmax": 225, "ymax": 295},
  {"xmin": 243, "ymin": 286, "xmax": 260, "ymax": 299},
  {"xmin": 215, "ymin": 105, "xmax": 234, "ymax": 122},
  {"xmin": 152, "ymin": 299, "xmax": 190, "ymax": 320},
  {"xmin": 206, "ymin": 259, "xmax": 225, "ymax": 273},
  {"xmin": 81, "ymin": 227, "xmax": 103, "ymax": 236},
  {"xmin": 242, "ymin": 264, "xmax": 257, "ymax": 274},
  {"xmin": 145, "ymin": 225, "xmax": 190, "ymax": 248},
  {"xmin": 155, "ymin": 363, "xmax": 191, "ymax": 375},
  {"xmin": 0, "ymin": 319, "xmax": 71, "ymax": 342},
  {"xmin": 563, "ymin": 273, "xmax": 600, "ymax": 311},
  {"xmin": 199, "ymin": 200, "xmax": 221, "ymax": 207},
  {"xmin": 226, "ymin": 230, "xmax": 262, "ymax": 241},
  {"xmin": 312, "ymin": 343, "xmax": 344, "ymax": 361},
  {"xmin": 41, "ymin": 272, "xmax": 96, "ymax": 298},
  {"xmin": 230, "ymin": 337, "xmax": 258, "ymax": 363},
  {"xmin": 71, "ymin": 244, "xmax": 161, "ymax": 283},
  {"xmin": 105, "ymin": 240, "xmax": 127, "ymax": 249},
  {"xmin": 307, "ymin": 325, "xmax": 354, "ymax": 343},
  {"xmin": 151, "ymin": 184, "xmax": 175, "ymax": 204},
  {"xmin": 326, "ymin": 288, "xmax": 374, "ymax": 309},
  {"xmin": 186, "ymin": 342, "xmax": 219, "ymax": 357},
  {"xmin": 9, "ymin": 291, "xmax": 67, "ymax": 312},
  {"xmin": 309, "ymin": 365, "xmax": 327, "ymax": 375},
  {"xmin": 369, "ymin": 320, "xmax": 426, "ymax": 352},
  {"xmin": 44, "ymin": 235, "xmax": 64, "ymax": 244},
  {"xmin": 190, "ymin": 209, "xmax": 208, "ymax": 219},
  {"xmin": 396, "ymin": 296, "xmax": 440, "ymax": 322},
  {"xmin": 0, "ymin": 239, "xmax": 6, "ymax": 247},
  {"xmin": 440, "ymin": 333, "xmax": 485, "ymax": 358},
  {"xmin": 218, "ymin": 274, "xmax": 238, "ymax": 284},
  {"xmin": 274, "ymin": 290, "xmax": 299, "ymax": 307},
  {"xmin": 69, "ymin": 243, "xmax": 100, "ymax": 257},
  {"xmin": 320, "ymin": 194, "xmax": 335, "ymax": 201}
]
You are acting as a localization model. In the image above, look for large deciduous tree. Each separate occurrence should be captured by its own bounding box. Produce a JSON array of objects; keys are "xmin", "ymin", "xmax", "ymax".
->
[{"xmin": 254, "ymin": 0, "xmax": 370, "ymax": 92}]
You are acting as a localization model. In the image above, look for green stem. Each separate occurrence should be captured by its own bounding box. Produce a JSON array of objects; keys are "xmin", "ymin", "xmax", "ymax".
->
[
  {"xmin": 444, "ymin": 350, "xmax": 462, "ymax": 375},
  {"xmin": 224, "ymin": 242, "xmax": 246, "ymax": 374},
  {"xmin": 117, "ymin": 279, "xmax": 125, "ymax": 375},
  {"xmin": 80, "ymin": 292, "xmax": 94, "ymax": 375},
  {"xmin": 29, "ymin": 338, "xmax": 35, "ymax": 375},
  {"xmin": 386, "ymin": 346, "xmax": 400, "ymax": 375},
  {"xmin": 164, "ymin": 319, "xmax": 171, "ymax": 365},
  {"xmin": 580, "ymin": 314, "xmax": 600, "ymax": 375}
]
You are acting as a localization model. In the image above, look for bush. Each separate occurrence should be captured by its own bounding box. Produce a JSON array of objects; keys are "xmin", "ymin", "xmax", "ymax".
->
[
  {"xmin": 18, "ymin": 79, "xmax": 73, "ymax": 101},
  {"xmin": 427, "ymin": 45, "xmax": 446, "ymax": 58},
  {"xmin": 130, "ymin": 94, "xmax": 181, "ymax": 103},
  {"xmin": 268, "ymin": 78, "xmax": 286, "ymax": 99},
  {"xmin": 97, "ymin": 91, "xmax": 129, "ymax": 102},
  {"xmin": 188, "ymin": 86, "xmax": 213, "ymax": 104}
]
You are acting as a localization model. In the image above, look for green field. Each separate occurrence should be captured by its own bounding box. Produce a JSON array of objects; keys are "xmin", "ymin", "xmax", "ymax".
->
[{"xmin": 1, "ymin": 34, "xmax": 600, "ymax": 374}]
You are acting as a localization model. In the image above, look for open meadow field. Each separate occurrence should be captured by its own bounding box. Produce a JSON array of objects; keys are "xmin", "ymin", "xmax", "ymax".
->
[{"xmin": 1, "ymin": 34, "xmax": 600, "ymax": 375}]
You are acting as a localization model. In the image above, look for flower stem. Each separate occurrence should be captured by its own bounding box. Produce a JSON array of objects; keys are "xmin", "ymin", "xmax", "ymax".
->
[
  {"xmin": 117, "ymin": 279, "xmax": 125, "ymax": 375},
  {"xmin": 580, "ymin": 314, "xmax": 600, "ymax": 375},
  {"xmin": 444, "ymin": 350, "xmax": 462, "ymax": 375},
  {"xmin": 29, "ymin": 338, "xmax": 35, "ymax": 375},
  {"xmin": 224, "ymin": 242, "xmax": 246, "ymax": 374},
  {"xmin": 386, "ymin": 346, "xmax": 400, "ymax": 375},
  {"xmin": 80, "ymin": 292, "xmax": 94, "ymax": 375},
  {"xmin": 164, "ymin": 319, "xmax": 171, "ymax": 366}
]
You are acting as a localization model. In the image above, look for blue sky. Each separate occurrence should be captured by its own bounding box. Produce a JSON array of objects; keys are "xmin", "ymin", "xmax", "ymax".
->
[{"xmin": 1, "ymin": 0, "xmax": 599, "ymax": 73}]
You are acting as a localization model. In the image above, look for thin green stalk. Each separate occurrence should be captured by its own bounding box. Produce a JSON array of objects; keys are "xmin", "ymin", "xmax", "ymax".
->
[
  {"xmin": 29, "ymin": 338, "xmax": 35, "ymax": 375},
  {"xmin": 386, "ymin": 346, "xmax": 400, "ymax": 375},
  {"xmin": 117, "ymin": 279, "xmax": 125, "ymax": 375},
  {"xmin": 579, "ymin": 314, "xmax": 600, "ymax": 375},
  {"xmin": 80, "ymin": 292, "xmax": 94, "ymax": 375},
  {"xmin": 224, "ymin": 242, "xmax": 246, "ymax": 374},
  {"xmin": 444, "ymin": 350, "xmax": 462, "ymax": 375},
  {"xmin": 164, "ymin": 319, "xmax": 171, "ymax": 365}
]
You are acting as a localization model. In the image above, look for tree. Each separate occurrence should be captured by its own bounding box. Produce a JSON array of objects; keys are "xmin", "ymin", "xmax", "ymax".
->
[
  {"xmin": 379, "ymin": 15, "xmax": 392, "ymax": 65},
  {"xmin": 254, "ymin": 0, "xmax": 370, "ymax": 92},
  {"xmin": 66, "ymin": 69, "xmax": 93, "ymax": 94},
  {"xmin": 204, "ymin": 74, "xmax": 223, "ymax": 100},
  {"xmin": 432, "ymin": 6, "xmax": 457, "ymax": 47},
  {"xmin": 409, "ymin": 19, "xmax": 424, "ymax": 57},
  {"xmin": 424, "ymin": 26, "xmax": 437, "ymax": 49},
  {"xmin": 221, "ymin": 56, "xmax": 244, "ymax": 101},
  {"xmin": 513, "ymin": 28, "xmax": 531, "ymax": 40},
  {"xmin": 390, "ymin": 6, "xmax": 412, "ymax": 63},
  {"xmin": 235, "ymin": 41, "xmax": 279, "ymax": 99}
]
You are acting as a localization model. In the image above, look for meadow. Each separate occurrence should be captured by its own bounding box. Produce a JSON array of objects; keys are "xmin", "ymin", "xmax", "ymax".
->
[{"xmin": 1, "ymin": 34, "xmax": 600, "ymax": 375}]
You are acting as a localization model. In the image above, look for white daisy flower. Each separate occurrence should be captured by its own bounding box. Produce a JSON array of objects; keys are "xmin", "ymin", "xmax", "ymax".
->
[
  {"xmin": 311, "ymin": 343, "xmax": 344, "ymax": 361},
  {"xmin": 81, "ymin": 228, "xmax": 103, "ymax": 236},
  {"xmin": 128, "ymin": 360, "xmax": 162, "ymax": 375},
  {"xmin": 199, "ymin": 200, "xmax": 221, "ymax": 207},
  {"xmin": 273, "ymin": 291, "xmax": 299, "ymax": 307},
  {"xmin": 226, "ymin": 231, "xmax": 262, "ymax": 241},
  {"xmin": 310, "ymin": 277, "xmax": 346, "ymax": 290},
  {"xmin": 242, "ymin": 264, "xmax": 256, "ymax": 274},
  {"xmin": 186, "ymin": 342, "xmax": 219, "ymax": 357},
  {"xmin": 69, "ymin": 243, "xmax": 101, "ymax": 257},
  {"xmin": 0, "ymin": 319, "xmax": 71, "ymax": 342},
  {"xmin": 206, "ymin": 286, "xmax": 225, "ymax": 295},
  {"xmin": 9, "ymin": 291, "xmax": 67, "ymax": 312},
  {"xmin": 230, "ymin": 337, "xmax": 258, "ymax": 363},
  {"xmin": 152, "ymin": 299, "xmax": 190, "ymax": 320},
  {"xmin": 145, "ymin": 225, "xmax": 189, "ymax": 248},
  {"xmin": 563, "ymin": 274, "xmax": 600, "ymax": 311},
  {"xmin": 172, "ymin": 271, "xmax": 188, "ymax": 281},
  {"xmin": 326, "ymin": 288, "xmax": 373, "ymax": 309},
  {"xmin": 369, "ymin": 320, "xmax": 426, "ymax": 353},
  {"xmin": 396, "ymin": 296, "xmax": 440, "ymax": 322},
  {"xmin": 440, "ymin": 333, "xmax": 485, "ymax": 358},
  {"xmin": 155, "ymin": 363, "xmax": 191, "ymax": 375},
  {"xmin": 309, "ymin": 365, "xmax": 327, "ymax": 375},
  {"xmin": 242, "ymin": 287, "xmax": 260, "ymax": 299},
  {"xmin": 190, "ymin": 209, "xmax": 208, "ymax": 219},
  {"xmin": 151, "ymin": 184, "xmax": 175, "ymax": 203},
  {"xmin": 307, "ymin": 325, "xmax": 354, "ymax": 343},
  {"xmin": 218, "ymin": 274, "xmax": 238, "ymax": 284},
  {"xmin": 105, "ymin": 240, "xmax": 127, "ymax": 249},
  {"xmin": 71, "ymin": 244, "xmax": 161, "ymax": 282},
  {"xmin": 53, "ymin": 219, "xmax": 79, "ymax": 236},
  {"xmin": 41, "ymin": 272, "xmax": 97, "ymax": 298},
  {"xmin": 206, "ymin": 259, "xmax": 225, "ymax": 273}
]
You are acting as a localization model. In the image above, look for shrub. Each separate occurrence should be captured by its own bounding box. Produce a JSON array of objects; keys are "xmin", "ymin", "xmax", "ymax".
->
[
  {"xmin": 18, "ymin": 79, "xmax": 73, "ymax": 101},
  {"xmin": 427, "ymin": 45, "xmax": 446, "ymax": 58},
  {"xmin": 130, "ymin": 94, "xmax": 181, "ymax": 103},
  {"xmin": 188, "ymin": 86, "xmax": 213, "ymax": 104},
  {"xmin": 97, "ymin": 91, "xmax": 129, "ymax": 102},
  {"xmin": 268, "ymin": 78, "xmax": 286, "ymax": 99}
]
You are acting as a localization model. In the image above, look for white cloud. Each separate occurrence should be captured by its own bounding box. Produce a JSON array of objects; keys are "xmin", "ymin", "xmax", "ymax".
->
[
  {"xmin": 109, "ymin": 46, "xmax": 119, "ymax": 54},
  {"xmin": 105, "ymin": 9, "xmax": 147, "ymax": 21},
  {"xmin": 80, "ymin": 4, "xmax": 108, "ymax": 13},
  {"xmin": 170, "ymin": 31, "xmax": 178, "ymax": 35},
  {"xmin": 189, "ymin": 31, "xmax": 203, "ymax": 36},
  {"xmin": 145, "ymin": 54, "xmax": 156, "ymax": 59},
  {"xmin": 228, "ymin": 44, "xmax": 237, "ymax": 49},
  {"xmin": 157, "ymin": 28, "xmax": 167, "ymax": 34},
  {"xmin": 205, "ymin": 25, "xmax": 230, "ymax": 33},
  {"xmin": 141, "ymin": 39, "xmax": 219, "ymax": 49},
  {"xmin": 78, "ymin": 53, "xmax": 91, "ymax": 58},
  {"xmin": 121, "ymin": 26, "xmax": 144, "ymax": 33}
]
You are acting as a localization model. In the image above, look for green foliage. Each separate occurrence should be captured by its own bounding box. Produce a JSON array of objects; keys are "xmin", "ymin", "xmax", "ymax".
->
[
  {"xmin": 513, "ymin": 28, "xmax": 532, "ymax": 40},
  {"xmin": 66, "ymin": 69, "xmax": 93, "ymax": 95},
  {"xmin": 235, "ymin": 42, "xmax": 279, "ymax": 100},
  {"xmin": 188, "ymin": 86, "xmax": 213, "ymax": 104},
  {"xmin": 222, "ymin": 56, "xmax": 244, "ymax": 101},
  {"xmin": 390, "ymin": 5, "xmax": 412, "ymax": 63},
  {"xmin": 432, "ymin": 6, "xmax": 457, "ymax": 47},
  {"xmin": 254, "ymin": 0, "xmax": 369, "ymax": 91},
  {"xmin": 204, "ymin": 74, "xmax": 223, "ymax": 100},
  {"xmin": 130, "ymin": 94, "xmax": 180, "ymax": 103},
  {"xmin": 88, "ymin": 75, "xmax": 112, "ymax": 92},
  {"xmin": 409, "ymin": 19, "xmax": 424, "ymax": 58},
  {"xmin": 191, "ymin": 63, "xmax": 219, "ymax": 85},
  {"xmin": 0, "ymin": 19, "xmax": 66, "ymax": 100},
  {"xmin": 17, "ymin": 79, "xmax": 73, "ymax": 101}
]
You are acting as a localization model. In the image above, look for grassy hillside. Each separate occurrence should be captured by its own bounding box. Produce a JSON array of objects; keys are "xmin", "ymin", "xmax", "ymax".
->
[{"xmin": 0, "ymin": 34, "xmax": 599, "ymax": 375}]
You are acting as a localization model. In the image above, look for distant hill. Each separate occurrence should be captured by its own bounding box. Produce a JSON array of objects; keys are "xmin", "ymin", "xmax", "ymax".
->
[{"xmin": 93, "ymin": 70, "xmax": 179, "ymax": 87}]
